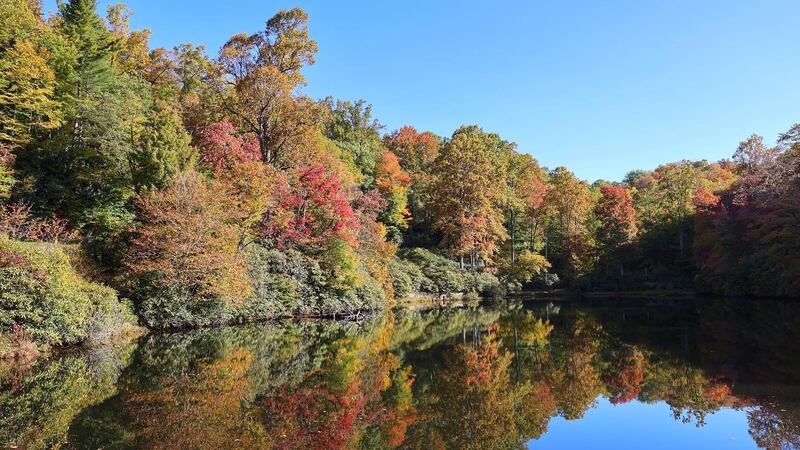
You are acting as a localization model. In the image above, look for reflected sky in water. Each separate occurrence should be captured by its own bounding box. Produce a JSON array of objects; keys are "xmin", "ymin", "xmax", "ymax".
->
[{"xmin": 531, "ymin": 398, "xmax": 756, "ymax": 449}]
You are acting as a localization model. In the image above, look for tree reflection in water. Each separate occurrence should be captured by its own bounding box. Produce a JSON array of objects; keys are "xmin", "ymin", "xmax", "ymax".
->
[{"xmin": 1, "ymin": 299, "xmax": 799, "ymax": 449}]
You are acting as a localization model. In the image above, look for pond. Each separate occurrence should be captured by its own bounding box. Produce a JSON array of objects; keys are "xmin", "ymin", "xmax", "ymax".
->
[{"xmin": 2, "ymin": 298, "xmax": 799, "ymax": 449}]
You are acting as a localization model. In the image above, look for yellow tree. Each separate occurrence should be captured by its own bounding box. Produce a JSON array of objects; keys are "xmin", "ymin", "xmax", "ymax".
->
[
  {"xmin": 502, "ymin": 151, "xmax": 549, "ymax": 284},
  {"xmin": 0, "ymin": 1, "xmax": 63, "ymax": 146},
  {"xmin": 124, "ymin": 171, "xmax": 252, "ymax": 304},
  {"xmin": 0, "ymin": 144, "xmax": 12, "ymax": 198},
  {"xmin": 430, "ymin": 125, "xmax": 508, "ymax": 267},
  {"xmin": 383, "ymin": 126, "xmax": 440, "ymax": 235},
  {"xmin": 544, "ymin": 167, "xmax": 595, "ymax": 281},
  {"xmin": 218, "ymin": 8, "xmax": 325, "ymax": 167},
  {"xmin": 375, "ymin": 150, "xmax": 412, "ymax": 232}
]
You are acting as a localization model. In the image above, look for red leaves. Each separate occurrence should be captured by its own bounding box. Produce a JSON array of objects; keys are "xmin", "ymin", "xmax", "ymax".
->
[
  {"xmin": 260, "ymin": 383, "xmax": 366, "ymax": 450},
  {"xmin": 606, "ymin": 349, "xmax": 645, "ymax": 405},
  {"xmin": 0, "ymin": 143, "xmax": 15, "ymax": 167},
  {"xmin": 0, "ymin": 203, "xmax": 78, "ymax": 242},
  {"xmin": 260, "ymin": 164, "xmax": 360, "ymax": 252},
  {"xmin": 352, "ymin": 189, "xmax": 388, "ymax": 224},
  {"xmin": 195, "ymin": 120, "xmax": 261, "ymax": 176},
  {"xmin": 0, "ymin": 249, "xmax": 46, "ymax": 282},
  {"xmin": 595, "ymin": 185, "xmax": 637, "ymax": 248},
  {"xmin": 383, "ymin": 126, "xmax": 438, "ymax": 174},
  {"xmin": 0, "ymin": 249, "xmax": 28, "ymax": 270}
]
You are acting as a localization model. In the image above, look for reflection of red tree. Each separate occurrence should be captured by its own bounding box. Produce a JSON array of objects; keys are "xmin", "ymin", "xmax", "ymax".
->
[
  {"xmin": 517, "ymin": 381, "xmax": 557, "ymax": 440},
  {"xmin": 261, "ymin": 380, "xmax": 366, "ymax": 450},
  {"xmin": 607, "ymin": 349, "xmax": 645, "ymax": 405},
  {"xmin": 259, "ymin": 323, "xmax": 416, "ymax": 449},
  {"xmin": 704, "ymin": 383, "xmax": 731, "ymax": 404}
]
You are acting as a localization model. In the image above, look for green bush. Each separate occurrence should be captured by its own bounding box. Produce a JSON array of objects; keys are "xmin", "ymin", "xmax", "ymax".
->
[
  {"xmin": 244, "ymin": 244, "xmax": 385, "ymax": 318},
  {"xmin": 240, "ymin": 245, "xmax": 314, "ymax": 319},
  {"xmin": 389, "ymin": 257, "xmax": 425, "ymax": 298},
  {"xmin": 352, "ymin": 266, "xmax": 387, "ymax": 311},
  {"xmin": 472, "ymin": 271, "xmax": 503, "ymax": 298},
  {"xmin": 0, "ymin": 235, "xmax": 137, "ymax": 352},
  {"xmin": 396, "ymin": 248, "xmax": 500, "ymax": 296},
  {"xmin": 136, "ymin": 243, "xmax": 388, "ymax": 328},
  {"xmin": 136, "ymin": 285, "xmax": 232, "ymax": 329}
]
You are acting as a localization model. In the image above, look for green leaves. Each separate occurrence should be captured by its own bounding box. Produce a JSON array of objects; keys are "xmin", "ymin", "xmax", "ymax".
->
[{"xmin": 0, "ymin": 234, "xmax": 135, "ymax": 349}]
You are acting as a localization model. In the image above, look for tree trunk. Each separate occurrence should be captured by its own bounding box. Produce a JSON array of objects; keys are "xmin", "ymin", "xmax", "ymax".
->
[
  {"xmin": 258, "ymin": 116, "xmax": 271, "ymax": 163},
  {"xmin": 511, "ymin": 211, "xmax": 517, "ymax": 264},
  {"xmin": 544, "ymin": 234, "xmax": 549, "ymax": 259},
  {"xmin": 514, "ymin": 326, "xmax": 521, "ymax": 380}
]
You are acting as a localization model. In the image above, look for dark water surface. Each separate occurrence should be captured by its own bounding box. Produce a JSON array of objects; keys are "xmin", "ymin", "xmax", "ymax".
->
[{"xmin": 2, "ymin": 298, "xmax": 799, "ymax": 449}]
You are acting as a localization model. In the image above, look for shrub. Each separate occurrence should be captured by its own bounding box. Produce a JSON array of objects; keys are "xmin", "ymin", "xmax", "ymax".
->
[
  {"xmin": 0, "ymin": 203, "xmax": 78, "ymax": 242},
  {"xmin": 0, "ymin": 144, "xmax": 14, "ymax": 200},
  {"xmin": 136, "ymin": 286, "xmax": 232, "ymax": 329},
  {"xmin": 388, "ymin": 257, "xmax": 424, "ymax": 298},
  {"xmin": 352, "ymin": 266, "xmax": 387, "ymax": 311},
  {"xmin": 471, "ymin": 271, "xmax": 503, "ymax": 297},
  {"xmin": 244, "ymin": 243, "xmax": 385, "ymax": 319},
  {"xmin": 241, "ymin": 245, "xmax": 312, "ymax": 319},
  {"xmin": 0, "ymin": 235, "xmax": 136, "ymax": 354},
  {"xmin": 133, "ymin": 240, "xmax": 389, "ymax": 329},
  {"xmin": 396, "ymin": 248, "xmax": 500, "ymax": 296},
  {"xmin": 124, "ymin": 172, "xmax": 253, "ymax": 327}
]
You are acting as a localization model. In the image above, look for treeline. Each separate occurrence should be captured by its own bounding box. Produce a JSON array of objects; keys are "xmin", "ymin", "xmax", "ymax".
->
[
  {"xmin": 694, "ymin": 133, "xmax": 800, "ymax": 296},
  {"xmin": 1, "ymin": 1, "xmax": 798, "ymax": 354}
]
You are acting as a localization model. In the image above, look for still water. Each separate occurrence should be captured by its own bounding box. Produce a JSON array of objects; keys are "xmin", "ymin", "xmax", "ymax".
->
[{"xmin": 2, "ymin": 298, "xmax": 799, "ymax": 449}]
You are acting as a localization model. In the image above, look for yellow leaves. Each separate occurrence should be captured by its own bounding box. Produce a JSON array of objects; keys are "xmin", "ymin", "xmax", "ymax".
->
[
  {"xmin": 323, "ymin": 238, "xmax": 360, "ymax": 290},
  {"xmin": 126, "ymin": 171, "xmax": 253, "ymax": 304},
  {"xmin": 545, "ymin": 166, "xmax": 593, "ymax": 234},
  {"xmin": 520, "ymin": 317, "xmax": 555, "ymax": 349},
  {"xmin": 218, "ymin": 161, "xmax": 281, "ymax": 239},
  {"xmin": 125, "ymin": 347, "xmax": 267, "ymax": 450},
  {"xmin": 0, "ymin": 40, "xmax": 62, "ymax": 145},
  {"xmin": 430, "ymin": 126, "xmax": 509, "ymax": 260},
  {"xmin": 229, "ymin": 65, "xmax": 326, "ymax": 166},
  {"xmin": 375, "ymin": 151, "xmax": 412, "ymax": 230},
  {"xmin": 499, "ymin": 250, "xmax": 551, "ymax": 284}
]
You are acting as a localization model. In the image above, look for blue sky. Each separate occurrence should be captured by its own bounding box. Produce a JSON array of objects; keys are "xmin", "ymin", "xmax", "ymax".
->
[{"xmin": 45, "ymin": 0, "xmax": 800, "ymax": 182}]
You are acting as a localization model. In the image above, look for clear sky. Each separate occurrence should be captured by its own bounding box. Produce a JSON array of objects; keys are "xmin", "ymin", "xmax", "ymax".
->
[{"xmin": 44, "ymin": 0, "xmax": 800, "ymax": 182}]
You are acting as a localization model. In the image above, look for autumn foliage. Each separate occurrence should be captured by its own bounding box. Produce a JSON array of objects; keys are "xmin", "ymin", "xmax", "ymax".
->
[
  {"xmin": 195, "ymin": 120, "xmax": 261, "ymax": 176},
  {"xmin": 3, "ymin": 0, "xmax": 800, "ymax": 356},
  {"xmin": 125, "ymin": 172, "xmax": 251, "ymax": 303},
  {"xmin": 260, "ymin": 164, "xmax": 360, "ymax": 253},
  {"xmin": 375, "ymin": 151, "xmax": 412, "ymax": 230},
  {"xmin": 694, "ymin": 126, "xmax": 800, "ymax": 296}
]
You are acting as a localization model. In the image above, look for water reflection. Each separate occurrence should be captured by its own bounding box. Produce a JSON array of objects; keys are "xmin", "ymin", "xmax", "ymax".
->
[{"xmin": 1, "ymin": 299, "xmax": 799, "ymax": 449}]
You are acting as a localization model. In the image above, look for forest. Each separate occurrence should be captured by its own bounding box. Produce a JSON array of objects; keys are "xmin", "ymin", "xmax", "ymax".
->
[{"xmin": 1, "ymin": 0, "xmax": 799, "ymax": 358}]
